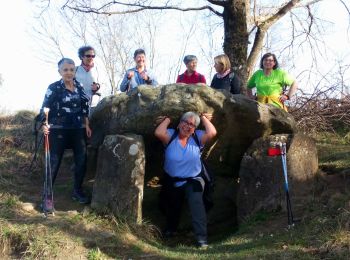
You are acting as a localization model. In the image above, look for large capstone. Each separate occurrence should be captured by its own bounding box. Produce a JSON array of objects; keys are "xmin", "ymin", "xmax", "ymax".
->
[{"xmin": 90, "ymin": 85, "xmax": 297, "ymax": 177}]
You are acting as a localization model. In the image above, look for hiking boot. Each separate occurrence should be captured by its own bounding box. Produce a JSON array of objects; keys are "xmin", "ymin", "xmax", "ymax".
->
[
  {"xmin": 42, "ymin": 198, "xmax": 54, "ymax": 213},
  {"xmin": 72, "ymin": 189, "xmax": 90, "ymax": 204}
]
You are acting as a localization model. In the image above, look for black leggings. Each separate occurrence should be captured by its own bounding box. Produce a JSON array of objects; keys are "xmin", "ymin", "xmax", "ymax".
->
[{"xmin": 48, "ymin": 128, "xmax": 87, "ymax": 191}]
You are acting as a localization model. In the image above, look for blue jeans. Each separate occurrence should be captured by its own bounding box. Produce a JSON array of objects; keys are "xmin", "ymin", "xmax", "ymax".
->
[{"xmin": 48, "ymin": 128, "xmax": 87, "ymax": 191}]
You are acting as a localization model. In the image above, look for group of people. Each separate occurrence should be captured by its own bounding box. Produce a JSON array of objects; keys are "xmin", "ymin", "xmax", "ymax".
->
[
  {"xmin": 39, "ymin": 45, "xmax": 298, "ymax": 247},
  {"xmin": 119, "ymin": 49, "xmax": 298, "ymax": 112},
  {"xmin": 119, "ymin": 49, "xmax": 242, "ymax": 96}
]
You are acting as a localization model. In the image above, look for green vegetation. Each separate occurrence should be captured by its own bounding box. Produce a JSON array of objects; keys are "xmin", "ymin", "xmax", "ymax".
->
[{"xmin": 0, "ymin": 111, "xmax": 349, "ymax": 259}]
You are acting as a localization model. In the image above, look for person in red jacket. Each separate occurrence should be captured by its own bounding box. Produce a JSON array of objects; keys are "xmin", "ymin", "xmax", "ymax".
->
[{"xmin": 176, "ymin": 55, "xmax": 206, "ymax": 85}]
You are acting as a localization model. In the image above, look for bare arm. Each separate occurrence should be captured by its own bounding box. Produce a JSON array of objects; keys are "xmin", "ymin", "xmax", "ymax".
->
[
  {"xmin": 280, "ymin": 80, "xmax": 298, "ymax": 102},
  {"xmin": 85, "ymin": 117, "xmax": 92, "ymax": 138},
  {"xmin": 287, "ymin": 80, "xmax": 298, "ymax": 98},
  {"xmin": 154, "ymin": 116, "xmax": 171, "ymax": 145},
  {"xmin": 200, "ymin": 113, "xmax": 217, "ymax": 145},
  {"xmin": 247, "ymin": 88, "xmax": 255, "ymax": 99}
]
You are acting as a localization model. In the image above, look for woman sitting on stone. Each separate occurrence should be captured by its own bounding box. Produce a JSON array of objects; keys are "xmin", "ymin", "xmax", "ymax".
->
[
  {"xmin": 154, "ymin": 111, "xmax": 217, "ymax": 248},
  {"xmin": 210, "ymin": 54, "xmax": 241, "ymax": 94},
  {"xmin": 247, "ymin": 52, "xmax": 298, "ymax": 111}
]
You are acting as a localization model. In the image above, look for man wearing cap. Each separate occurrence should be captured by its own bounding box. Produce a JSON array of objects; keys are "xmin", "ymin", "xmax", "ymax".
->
[
  {"xmin": 176, "ymin": 55, "xmax": 206, "ymax": 85},
  {"xmin": 120, "ymin": 48, "xmax": 158, "ymax": 93}
]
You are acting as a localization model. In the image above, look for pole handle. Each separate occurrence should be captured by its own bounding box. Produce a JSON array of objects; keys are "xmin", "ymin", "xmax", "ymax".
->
[{"xmin": 43, "ymin": 107, "xmax": 50, "ymax": 126}]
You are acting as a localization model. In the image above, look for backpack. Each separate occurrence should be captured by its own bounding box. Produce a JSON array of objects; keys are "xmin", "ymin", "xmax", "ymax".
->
[{"xmin": 228, "ymin": 72, "xmax": 241, "ymax": 94}]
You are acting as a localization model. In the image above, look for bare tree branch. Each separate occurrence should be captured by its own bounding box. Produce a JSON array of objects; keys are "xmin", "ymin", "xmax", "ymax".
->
[{"xmin": 62, "ymin": 1, "xmax": 223, "ymax": 17}]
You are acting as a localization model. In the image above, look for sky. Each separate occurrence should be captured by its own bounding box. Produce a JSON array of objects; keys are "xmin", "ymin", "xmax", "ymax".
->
[
  {"xmin": 0, "ymin": 1, "xmax": 57, "ymax": 113},
  {"xmin": 0, "ymin": 0, "xmax": 349, "ymax": 114}
]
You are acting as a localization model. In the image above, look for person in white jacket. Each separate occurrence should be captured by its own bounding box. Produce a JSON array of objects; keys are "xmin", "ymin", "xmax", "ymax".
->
[{"xmin": 75, "ymin": 46, "xmax": 103, "ymax": 112}]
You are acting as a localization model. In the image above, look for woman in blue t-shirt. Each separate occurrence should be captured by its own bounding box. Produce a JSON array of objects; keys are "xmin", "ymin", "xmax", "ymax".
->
[{"xmin": 154, "ymin": 111, "xmax": 217, "ymax": 248}]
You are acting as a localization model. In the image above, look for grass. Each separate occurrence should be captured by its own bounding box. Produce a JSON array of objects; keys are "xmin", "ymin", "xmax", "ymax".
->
[
  {"xmin": 315, "ymin": 131, "xmax": 350, "ymax": 174},
  {"xmin": 0, "ymin": 111, "xmax": 350, "ymax": 259}
]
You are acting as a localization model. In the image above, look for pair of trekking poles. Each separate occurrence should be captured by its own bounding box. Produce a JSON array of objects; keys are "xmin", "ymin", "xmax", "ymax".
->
[
  {"xmin": 268, "ymin": 142, "xmax": 297, "ymax": 228},
  {"xmin": 41, "ymin": 108, "xmax": 55, "ymax": 217}
]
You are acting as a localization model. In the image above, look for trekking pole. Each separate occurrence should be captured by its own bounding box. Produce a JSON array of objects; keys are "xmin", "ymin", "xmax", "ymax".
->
[
  {"xmin": 279, "ymin": 142, "xmax": 294, "ymax": 228},
  {"xmin": 28, "ymin": 134, "xmax": 43, "ymax": 172},
  {"xmin": 42, "ymin": 107, "xmax": 54, "ymax": 217}
]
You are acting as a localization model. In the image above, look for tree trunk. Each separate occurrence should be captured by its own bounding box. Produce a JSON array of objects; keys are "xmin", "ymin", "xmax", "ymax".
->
[{"xmin": 223, "ymin": 0, "xmax": 248, "ymax": 92}]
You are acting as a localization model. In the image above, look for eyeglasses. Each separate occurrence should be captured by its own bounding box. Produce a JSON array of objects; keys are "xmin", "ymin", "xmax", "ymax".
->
[
  {"xmin": 181, "ymin": 120, "xmax": 196, "ymax": 129},
  {"xmin": 62, "ymin": 68, "xmax": 75, "ymax": 72},
  {"xmin": 84, "ymin": 54, "xmax": 95, "ymax": 58}
]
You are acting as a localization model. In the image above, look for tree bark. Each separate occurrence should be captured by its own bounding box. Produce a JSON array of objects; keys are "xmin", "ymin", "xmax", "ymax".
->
[{"xmin": 222, "ymin": 0, "xmax": 248, "ymax": 92}]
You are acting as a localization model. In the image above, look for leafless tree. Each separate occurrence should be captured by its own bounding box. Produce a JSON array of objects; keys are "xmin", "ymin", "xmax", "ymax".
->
[
  {"xmin": 31, "ymin": 3, "xmax": 163, "ymax": 94},
  {"xmin": 290, "ymin": 62, "xmax": 350, "ymax": 133},
  {"xmin": 53, "ymin": 0, "xmax": 349, "ymax": 88}
]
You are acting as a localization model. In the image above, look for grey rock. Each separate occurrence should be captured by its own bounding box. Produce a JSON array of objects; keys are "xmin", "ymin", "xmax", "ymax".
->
[
  {"xmin": 90, "ymin": 85, "xmax": 296, "ymax": 176},
  {"xmin": 91, "ymin": 134, "xmax": 145, "ymax": 223},
  {"xmin": 237, "ymin": 133, "xmax": 318, "ymax": 223}
]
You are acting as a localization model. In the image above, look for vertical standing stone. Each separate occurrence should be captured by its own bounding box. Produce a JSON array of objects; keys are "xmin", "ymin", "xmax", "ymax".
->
[
  {"xmin": 237, "ymin": 134, "xmax": 318, "ymax": 223},
  {"xmin": 91, "ymin": 134, "xmax": 145, "ymax": 224}
]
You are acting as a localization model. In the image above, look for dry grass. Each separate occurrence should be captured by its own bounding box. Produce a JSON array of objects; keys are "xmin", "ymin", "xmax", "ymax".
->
[{"xmin": 1, "ymin": 110, "xmax": 350, "ymax": 259}]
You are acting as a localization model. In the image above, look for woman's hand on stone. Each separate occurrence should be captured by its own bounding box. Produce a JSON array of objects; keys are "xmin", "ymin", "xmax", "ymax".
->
[
  {"xmin": 201, "ymin": 113, "xmax": 213, "ymax": 121},
  {"xmin": 155, "ymin": 116, "xmax": 170, "ymax": 126}
]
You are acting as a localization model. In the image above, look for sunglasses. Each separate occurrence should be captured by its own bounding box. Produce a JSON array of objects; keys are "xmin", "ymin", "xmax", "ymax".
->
[
  {"xmin": 181, "ymin": 120, "xmax": 196, "ymax": 129},
  {"xmin": 84, "ymin": 54, "xmax": 95, "ymax": 58},
  {"xmin": 62, "ymin": 68, "xmax": 75, "ymax": 72}
]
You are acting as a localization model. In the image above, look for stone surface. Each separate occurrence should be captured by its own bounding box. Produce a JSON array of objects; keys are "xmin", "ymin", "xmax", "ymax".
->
[
  {"xmin": 21, "ymin": 202, "xmax": 35, "ymax": 212},
  {"xmin": 90, "ymin": 85, "xmax": 296, "ymax": 177},
  {"xmin": 91, "ymin": 134, "xmax": 145, "ymax": 223},
  {"xmin": 237, "ymin": 133, "xmax": 318, "ymax": 223}
]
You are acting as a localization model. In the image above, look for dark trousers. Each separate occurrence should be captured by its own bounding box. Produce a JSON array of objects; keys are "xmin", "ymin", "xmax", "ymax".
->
[
  {"xmin": 162, "ymin": 179, "xmax": 207, "ymax": 243},
  {"xmin": 49, "ymin": 128, "xmax": 87, "ymax": 191}
]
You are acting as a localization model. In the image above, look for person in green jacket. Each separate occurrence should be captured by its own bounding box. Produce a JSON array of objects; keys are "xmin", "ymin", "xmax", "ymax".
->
[{"xmin": 247, "ymin": 53, "xmax": 298, "ymax": 111}]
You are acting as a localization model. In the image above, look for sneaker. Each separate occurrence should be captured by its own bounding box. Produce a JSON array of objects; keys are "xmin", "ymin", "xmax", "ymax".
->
[
  {"xmin": 42, "ymin": 198, "xmax": 54, "ymax": 212},
  {"xmin": 72, "ymin": 189, "xmax": 90, "ymax": 204},
  {"xmin": 197, "ymin": 240, "xmax": 208, "ymax": 249}
]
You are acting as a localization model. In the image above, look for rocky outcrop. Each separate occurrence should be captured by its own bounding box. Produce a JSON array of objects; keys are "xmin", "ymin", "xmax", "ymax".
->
[
  {"xmin": 237, "ymin": 133, "xmax": 318, "ymax": 223},
  {"xmin": 90, "ymin": 85, "xmax": 296, "ymax": 176},
  {"xmin": 91, "ymin": 134, "xmax": 145, "ymax": 223},
  {"xmin": 88, "ymin": 85, "xmax": 318, "ymax": 226}
]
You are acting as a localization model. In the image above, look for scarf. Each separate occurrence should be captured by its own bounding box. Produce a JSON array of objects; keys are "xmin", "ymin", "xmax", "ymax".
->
[
  {"xmin": 81, "ymin": 62, "xmax": 94, "ymax": 72},
  {"xmin": 216, "ymin": 69, "xmax": 231, "ymax": 79}
]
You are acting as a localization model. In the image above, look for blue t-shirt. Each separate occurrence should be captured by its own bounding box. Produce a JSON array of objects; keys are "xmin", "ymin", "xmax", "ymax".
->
[{"xmin": 164, "ymin": 129, "xmax": 205, "ymax": 186}]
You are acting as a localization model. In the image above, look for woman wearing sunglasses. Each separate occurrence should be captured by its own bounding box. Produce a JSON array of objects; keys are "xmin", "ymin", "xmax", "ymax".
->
[
  {"xmin": 40, "ymin": 58, "xmax": 92, "ymax": 209},
  {"xmin": 75, "ymin": 46, "xmax": 103, "ymax": 111},
  {"xmin": 154, "ymin": 111, "xmax": 217, "ymax": 248}
]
